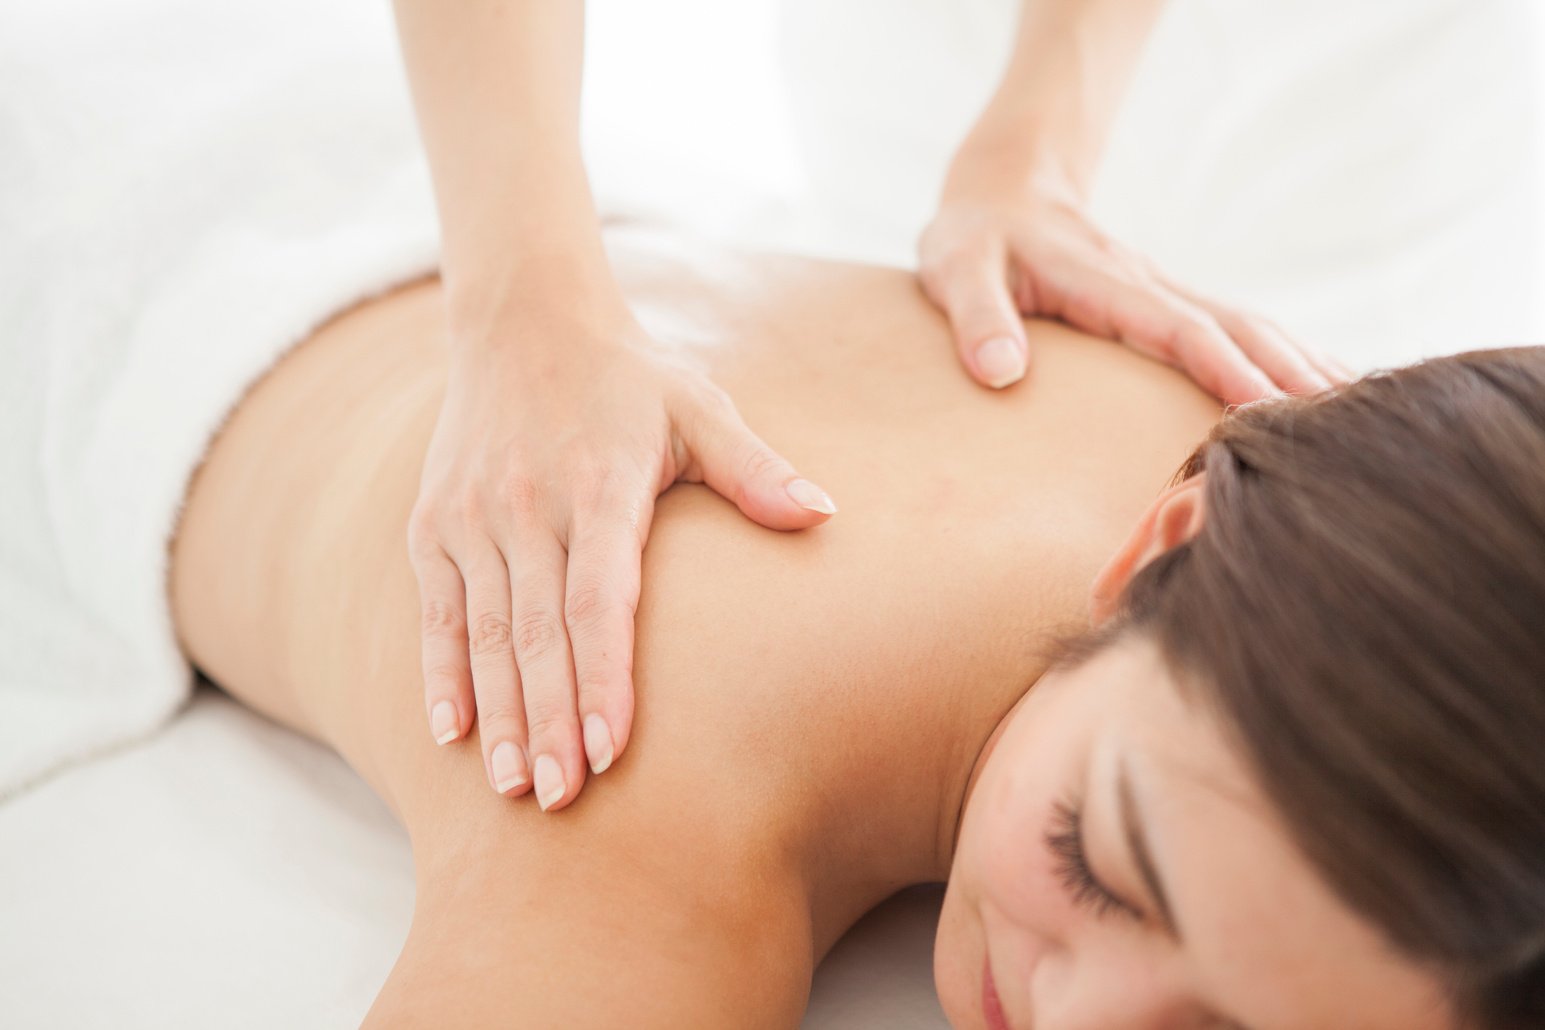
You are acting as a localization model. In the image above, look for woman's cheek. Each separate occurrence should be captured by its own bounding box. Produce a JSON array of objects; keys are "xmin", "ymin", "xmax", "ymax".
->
[
  {"xmin": 974, "ymin": 771, "xmax": 1063, "ymax": 927},
  {"xmin": 980, "ymin": 828, "xmax": 1073, "ymax": 945}
]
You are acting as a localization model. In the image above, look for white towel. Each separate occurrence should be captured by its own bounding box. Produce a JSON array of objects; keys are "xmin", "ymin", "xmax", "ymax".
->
[{"xmin": 0, "ymin": 0, "xmax": 440, "ymax": 797}]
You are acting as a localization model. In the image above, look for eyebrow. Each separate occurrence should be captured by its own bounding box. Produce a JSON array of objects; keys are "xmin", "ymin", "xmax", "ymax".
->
[{"xmin": 1116, "ymin": 756, "xmax": 1181, "ymax": 941}]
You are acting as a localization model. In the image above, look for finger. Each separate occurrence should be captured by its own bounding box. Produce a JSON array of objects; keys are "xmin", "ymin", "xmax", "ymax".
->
[
  {"xmin": 1066, "ymin": 270, "xmax": 1278, "ymax": 405},
  {"xmin": 563, "ymin": 504, "xmax": 645, "ymax": 777},
  {"xmin": 409, "ymin": 542, "xmax": 473, "ymax": 748},
  {"xmin": 507, "ymin": 522, "xmax": 585, "ymax": 813},
  {"xmin": 1292, "ymin": 337, "xmax": 1358, "ymax": 385},
  {"xmin": 680, "ymin": 387, "xmax": 838, "ymax": 531},
  {"xmin": 1208, "ymin": 309, "xmax": 1329, "ymax": 396},
  {"xmin": 461, "ymin": 541, "xmax": 532, "ymax": 797},
  {"xmin": 924, "ymin": 244, "xmax": 1028, "ymax": 389},
  {"xmin": 1160, "ymin": 284, "xmax": 1331, "ymax": 396}
]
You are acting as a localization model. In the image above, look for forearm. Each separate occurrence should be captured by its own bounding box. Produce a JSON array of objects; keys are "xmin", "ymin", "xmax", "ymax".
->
[
  {"xmin": 963, "ymin": 0, "xmax": 1170, "ymax": 198},
  {"xmin": 391, "ymin": 0, "xmax": 620, "ymax": 342}
]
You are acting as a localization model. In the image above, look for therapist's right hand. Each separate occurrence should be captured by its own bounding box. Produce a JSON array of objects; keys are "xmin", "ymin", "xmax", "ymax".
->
[{"xmin": 407, "ymin": 293, "xmax": 838, "ymax": 813}]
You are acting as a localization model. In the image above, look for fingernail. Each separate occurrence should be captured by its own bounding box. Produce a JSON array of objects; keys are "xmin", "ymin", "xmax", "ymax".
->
[
  {"xmin": 975, "ymin": 336, "xmax": 1026, "ymax": 388},
  {"xmin": 785, "ymin": 477, "xmax": 838, "ymax": 515},
  {"xmin": 583, "ymin": 714, "xmax": 614, "ymax": 775},
  {"xmin": 431, "ymin": 701, "xmax": 459, "ymax": 745},
  {"xmin": 491, "ymin": 741, "xmax": 529, "ymax": 793},
  {"xmin": 533, "ymin": 754, "xmax": 565, "ymax": 811}
]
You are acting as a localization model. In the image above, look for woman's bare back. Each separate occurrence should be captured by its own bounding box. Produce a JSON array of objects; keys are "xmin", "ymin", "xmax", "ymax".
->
[{"xmin": 169, "ymin": 231, "xmax": 1219, "ymax": 1024}]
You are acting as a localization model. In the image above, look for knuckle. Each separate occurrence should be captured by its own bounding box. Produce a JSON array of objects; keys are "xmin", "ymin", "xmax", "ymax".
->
[
  {"xmin": 497, "ymin": 474, "xmax": 543, "ymax": 520},
  {"xmin": 467, "ymin": 612, "xmax": 514, "ymax": 657},
  {"xmin": 1165, "ymin": 316, "xmax": 1216, "ymax": 358},
  {"xmin": 576, "ymin": 654, "xmax": 631, "ymax": 701},
  {"xmin": 935, "ymin": 244, "xmax": 982, "ymax": 283},
  {"xmin": 406, "ymin": 509, "xmax": 443, "ymax": 558},
  {"xmin": 424, "ymin": 661, "xmax": 467, "ymax": 690},
  {"xmin": 514, "ymin": 608, "xmax": 564, "ymax": 661},
  {"xmin": 688, "ymin": 379, "xmax": 737, "ymax": 421},
  {"xmin": 475, "ymin": 695, "xmax": 523, "ymax": 727},
  {"xmin": 524, "ymin": 700, "xmax": 574, "ymax": 742},
  {"xmin": 1061, "ymin": 285, "xmax": 1110, "ymax": 334},
  {"xmin": 564, "ymin": 580, "xmax": 614, "ymax": 629},
  {"xmin": 420, "ymin": 600, "xmax": 464, "ymax": 637},
  {"xmin": 739, "ymin": 445, "xmax": 786, "ymax": 484},
  {"xmin": 1261, "ymin": 317, "xmax": 1295, "ymax": 344},
  {"xmin": 1251, "ymin": 317, "xmax": 1298, "ymax": 355},
  {"xmin": 566, "ymin": 465, "xmax": 614, "ymax": 517},
  {"xmin": 447, "ymin": 491, "xmax": 482, "ymax": 533},
  {"xmin": 1227, "ymin": 312, "xmax": 1270, "ymax": 343},
  {"xmin": 570, "ymin": 634, "xmax": 625, "ymax": 680},
  {"xmin": 960, "ymin": 302, "xmax": 1007, "ymax": 334},
  {"xmin": 1179, "ymin": 320, "xmax": 1223, "ymax": 358}
]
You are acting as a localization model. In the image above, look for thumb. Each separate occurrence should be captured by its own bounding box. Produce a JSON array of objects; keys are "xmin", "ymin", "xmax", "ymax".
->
[
  {"xmin": 678, "ymin": 388, "xmax": 837, "ymax": 531},
  {"xmin": 928, "ymin": 248, "xmax": 1029, "ymax": 389}
]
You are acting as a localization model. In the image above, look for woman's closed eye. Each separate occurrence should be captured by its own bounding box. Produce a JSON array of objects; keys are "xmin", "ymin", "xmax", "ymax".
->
[
  {"xmin": 1044, "ymin": 796, "xmax": 1144, "ymax": 923},
  {"xmin": 1044, "ymin": 789, "xmax": 1255, "ymax": 1030}
]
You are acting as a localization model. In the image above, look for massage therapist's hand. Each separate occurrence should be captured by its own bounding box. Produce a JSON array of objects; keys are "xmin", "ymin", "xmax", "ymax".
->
[
  {"xmin": 918, "ymin": 148, "xmax": 1348, "ymax": 405},
  {"xmin": 409, "ymin": 293, "xmax": 837, "ymax": 811}
]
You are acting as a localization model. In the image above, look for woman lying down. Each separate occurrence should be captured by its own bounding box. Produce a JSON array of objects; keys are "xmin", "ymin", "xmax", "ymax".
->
[{"xmin": 169, "ymin": 231, "xmax": 1545, "ymax": 1028}]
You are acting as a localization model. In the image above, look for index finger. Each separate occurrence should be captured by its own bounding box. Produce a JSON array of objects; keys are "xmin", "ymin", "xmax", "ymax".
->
[
  {"xmin": 1089, "ymin": 275, "xmax": 1277, "ymax": 405},
  {"xmin": 1160, "ymin": 280, "xmax": 1331, "ymax": 396}
]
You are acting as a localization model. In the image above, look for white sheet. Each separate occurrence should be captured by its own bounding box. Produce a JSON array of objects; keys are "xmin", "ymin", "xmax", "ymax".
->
[{"xmin": 0, "ymin": 689, "xmax": 949, "ymax": 1028}]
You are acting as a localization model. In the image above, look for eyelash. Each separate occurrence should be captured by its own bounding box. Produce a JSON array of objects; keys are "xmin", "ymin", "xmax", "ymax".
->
[{"xmin": 1044, "ymin": 796, "xmax": 1143, "ymax": 923}]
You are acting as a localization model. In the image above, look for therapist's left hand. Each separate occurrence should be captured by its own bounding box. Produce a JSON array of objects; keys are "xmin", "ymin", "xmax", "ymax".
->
[{"xmin": 918, "ymin": 153, "xmax": 1348, "ymax": 405}]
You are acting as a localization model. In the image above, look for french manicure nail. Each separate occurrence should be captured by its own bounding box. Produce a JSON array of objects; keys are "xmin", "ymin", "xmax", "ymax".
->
[
  {"xmin": 431, "ymin": 701, "xmax": 459, "ymax": 745},
  {"xmin": 491, "ymin": 741, "xmax": 529, "ymax": 793},
  {"xmin": 786, "ymin": 477, "xmax": 838, "ymax": 515},
  {"xmin": 583, "ymin": 714, "xmax": 614, "ymax": 775},
  {"xmin": 975, "ymin": 336, "xmax": 1026, "ymax": 389},
  {"xmin": 533, "ymin": 754, "xmax": 565, "ymax": 811}
]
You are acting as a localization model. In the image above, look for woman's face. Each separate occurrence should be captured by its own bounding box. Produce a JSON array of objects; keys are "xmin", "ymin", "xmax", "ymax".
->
[{"xmin": 936, "ymin": 634, "xmax": 1453, "ymax": 1029}]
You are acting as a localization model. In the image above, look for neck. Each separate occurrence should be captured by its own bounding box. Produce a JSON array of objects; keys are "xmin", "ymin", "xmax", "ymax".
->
[{"xmin": 790, "ymin": 668, "xmax": 1035, "ymax": 960}]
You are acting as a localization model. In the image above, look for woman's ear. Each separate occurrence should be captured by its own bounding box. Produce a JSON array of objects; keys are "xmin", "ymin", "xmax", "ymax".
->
[{"xmin": 1089, "ymin": 474, "xmax": 1208, "ymax": 625}]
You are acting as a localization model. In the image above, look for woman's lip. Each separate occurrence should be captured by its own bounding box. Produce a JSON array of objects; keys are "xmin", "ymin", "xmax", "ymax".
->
[{"xmin": 982, "ymin": 955, "xmax": 1012, "ymax": 1030}]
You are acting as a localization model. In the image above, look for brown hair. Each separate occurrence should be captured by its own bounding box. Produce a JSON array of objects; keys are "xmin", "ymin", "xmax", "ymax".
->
[{"xmin": 1117, "ymin": 347, "xmax": 1545, "ymax": 1027}]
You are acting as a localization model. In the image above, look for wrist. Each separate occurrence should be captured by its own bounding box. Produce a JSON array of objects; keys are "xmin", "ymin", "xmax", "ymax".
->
[
  {"xmin": 438, "ymin": 153, "xmax": 616, "ymax": 339},
  {"xmin": 445, "ymin": 262, "xmax": 635, "ymax": 357},
  {"xmin": 944, "ymin": 123, "xmax": 1091, "ymax": 209}
]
